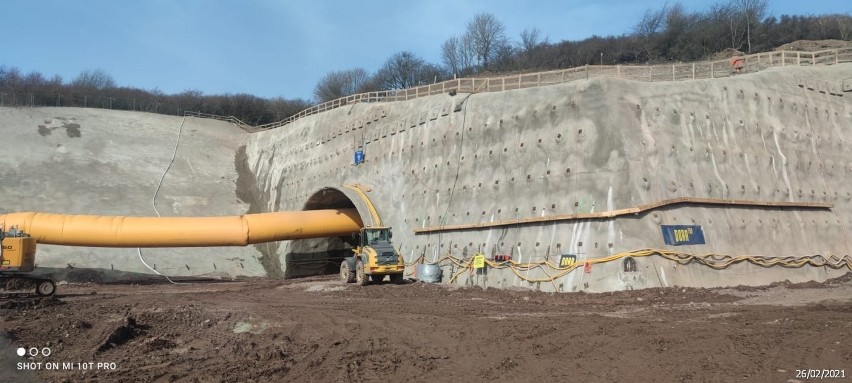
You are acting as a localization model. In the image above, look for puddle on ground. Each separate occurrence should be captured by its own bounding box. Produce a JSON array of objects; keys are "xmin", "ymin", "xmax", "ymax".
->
[{"xmin": 233, "ymin": 320, "xmax": 270, "ymax": 334}]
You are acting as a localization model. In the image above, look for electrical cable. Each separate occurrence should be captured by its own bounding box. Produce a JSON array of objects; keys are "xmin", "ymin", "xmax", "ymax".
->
[
  {"xmin": 137, "ymin": 116, "xmax": 188, "ymax": 285},
  {"xmin": 441, "ymin": 249, "xmax": 852, "ymax": 285},
  {"xmin": 435, "ymin": 93, "xmax": 472, "ymax": 263}
]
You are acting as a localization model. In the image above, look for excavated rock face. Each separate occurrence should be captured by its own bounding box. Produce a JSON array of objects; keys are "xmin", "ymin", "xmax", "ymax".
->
[{"xmin": 0, "ymin": 108, "xmax": 266, "ymax": 281}]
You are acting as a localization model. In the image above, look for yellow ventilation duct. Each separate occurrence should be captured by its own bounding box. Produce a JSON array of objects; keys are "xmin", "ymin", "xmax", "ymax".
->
[{"xmin": 0, "ymin": 209, "xmax": 362, "ymax": 247}]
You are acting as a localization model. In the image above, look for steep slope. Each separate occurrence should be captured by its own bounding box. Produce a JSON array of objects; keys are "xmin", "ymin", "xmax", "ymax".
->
[
  {"xmin": 0, "ymin": 108, "xmax": 265, "ymax": 280},
  {"xmin": 245, "ymin": 63, "xmax": 852, "ymax": 291}
]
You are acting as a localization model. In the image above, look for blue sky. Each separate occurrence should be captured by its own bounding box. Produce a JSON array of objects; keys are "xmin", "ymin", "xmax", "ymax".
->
[{"xmin": 2, "ymin": 0, "xmax": 849, "ymax": 101}]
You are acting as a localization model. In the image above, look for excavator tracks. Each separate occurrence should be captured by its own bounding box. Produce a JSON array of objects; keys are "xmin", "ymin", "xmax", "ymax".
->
[{"xmin": 0, "ymin": 275, "xmax": 56, "ymax": 299}]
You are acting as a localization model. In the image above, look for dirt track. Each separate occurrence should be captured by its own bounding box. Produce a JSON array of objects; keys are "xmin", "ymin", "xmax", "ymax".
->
[{"xmin": 1, "ymin": 274, "xmax": 851, "ymax": 383}]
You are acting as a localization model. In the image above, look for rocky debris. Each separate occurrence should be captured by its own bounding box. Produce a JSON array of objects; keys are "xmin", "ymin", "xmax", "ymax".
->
[{"xmin": 96, "ymin": 316, "xmax": 146, "ymax": 353}]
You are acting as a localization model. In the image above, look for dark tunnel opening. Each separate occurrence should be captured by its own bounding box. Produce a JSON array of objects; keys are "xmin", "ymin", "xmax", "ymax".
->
[{"xmin": 285, "ymin": 188, "xmax": 362, "ymax": 278}]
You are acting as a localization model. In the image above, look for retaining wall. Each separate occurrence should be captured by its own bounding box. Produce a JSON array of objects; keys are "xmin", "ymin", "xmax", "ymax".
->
[{"xmin": 245, "ymin": 63, "xmax": 852, "ymax": 292}]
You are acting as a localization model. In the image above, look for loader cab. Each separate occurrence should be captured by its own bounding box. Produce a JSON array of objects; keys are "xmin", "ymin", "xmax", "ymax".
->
[
  {"xmin": 360, "ymin": 227, "xmax": 392, "ymax": 247},
  {"xmin": 342, "ymin": 226, "xmax": 404, "ymax": 285}
]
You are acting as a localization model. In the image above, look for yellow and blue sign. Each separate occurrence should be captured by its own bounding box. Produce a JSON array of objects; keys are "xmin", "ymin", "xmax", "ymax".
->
[{"xmin": 661, "ymin": 225, "xmax": 705, "ymax": 246}]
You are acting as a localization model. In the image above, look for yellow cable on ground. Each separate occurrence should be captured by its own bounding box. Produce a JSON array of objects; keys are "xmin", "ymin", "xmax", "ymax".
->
[{"xmin": 435, "ymin": 249, "xmax": 852, "ymax": 285}]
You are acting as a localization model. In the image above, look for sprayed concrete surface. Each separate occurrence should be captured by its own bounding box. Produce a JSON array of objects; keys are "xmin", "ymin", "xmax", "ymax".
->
[
  {"xmin": 244, "ymin": 63, "xmax": 852, "ymax": 291},
  {"xmin": 0, "ymin": 107, "xmax": 265, "ymax": 280}
]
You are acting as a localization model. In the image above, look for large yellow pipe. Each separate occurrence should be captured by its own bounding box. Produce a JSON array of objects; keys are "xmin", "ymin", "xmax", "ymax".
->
[{"xmin": 0, "ymin": 209, "xmax": 362, "ymax": 247}]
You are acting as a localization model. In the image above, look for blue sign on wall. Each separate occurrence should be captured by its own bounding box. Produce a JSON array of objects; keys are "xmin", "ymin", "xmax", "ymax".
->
[
  {"xmin": 354, "ymin": 149, "xmax": 365, "ymax": 165},
  {"xmin": 661, "ymin": 225, "xmax": 706, "ymax": 246}
]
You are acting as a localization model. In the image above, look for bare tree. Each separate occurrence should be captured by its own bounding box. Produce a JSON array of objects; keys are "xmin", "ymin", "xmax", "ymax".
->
[
  {"xmin": 491, "ymin": 43, "xmax": 519, "ymax": 71},
  {"xmin": 441, "ymin": 37, "xmax": 461, "ymax": 76},
  {"xmin": 827, "ymin": 14, "xmax": 852, "ymax": 40},
  {"xmin": 378, "ymin": 51, "xmax": 425, "ymax": 89},
  {"xmin": 730, "ymin": 0, "xmax": 768, "ymax": 53},
  {"xmin": 466, "ymin": 12, "xmax": 509, "ymax": 69},
  {"xmin": 268, "ymin": 97, "xmax": 312, "ymax": 121},
  {"xmin": 417, "ymin": 63, "xmax": 449, "ymax": 85},
  {"xmin": 520, "ymin": 27, "xmax": 547, "ymax": 53},
  {"xmin": 633, "ymin": 4, "xmax": 668, "ymax": 60},
  {"xmin": 357, "ymin": 73, "xmax": 384, "ymax": 94},
  {"xmin": 441, "ymin": 34, "xmax": 476, "ymax": 77},
  {"xmin": 0, "ymin": 66, "xmax": 23, "ymax": 90},
  {"xmin": 71, "ymin": 68, "xmax": 116, "ymax": 90},
  {"xmin": 176, "ymin": 88, "xmax": 204, "ymax": 112},
  {"xmin": 704, "ymin": 2, "xmax": 736, "ymax": 54},
  {"xmin": 377, "ymin": 52, "xmax": 447, "ymax": 89},
  {"xmin": 313, "ymin": 68, "xmax": 371, "ymax": 103}
]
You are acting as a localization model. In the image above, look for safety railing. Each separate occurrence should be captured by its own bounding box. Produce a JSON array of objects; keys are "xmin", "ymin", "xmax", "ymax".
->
[
  {"xmin": 181, "ymin": 111, "xmax": 258, "ymax": 131},
  {"xmin": 190, "ymin": 47, "xmax": 852, "ymax": 132}
]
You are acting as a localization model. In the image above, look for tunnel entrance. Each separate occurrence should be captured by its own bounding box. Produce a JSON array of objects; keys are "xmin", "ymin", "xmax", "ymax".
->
[
  {"xmin": 285, "ymin": 188, "xmax": 362, "ymax": 278},
  {"xmin": 302, "ymin": 187, "xmax": 358, "ymax": 212}
]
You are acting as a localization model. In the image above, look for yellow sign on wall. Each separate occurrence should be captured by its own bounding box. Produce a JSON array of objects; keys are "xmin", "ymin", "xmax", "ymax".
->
[
  {"xmin": 472, "ymin": 254, "xmax": 486, "ymax": 269},
  {"xmin": 560, "ymin": 254, "xmax": 577, "ymax": 268}
]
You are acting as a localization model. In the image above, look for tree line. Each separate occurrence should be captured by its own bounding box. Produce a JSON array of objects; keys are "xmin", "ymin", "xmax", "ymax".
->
[
  {"xmin": 315, "ymin": 1, "xmax": 850, "ymax": 102},
  {"xmin": 0, "ymin": 67, "xmax": 311, "ymax": 126},
  {"xmin": 2, "ymin": 0, "xmax": 850, "ymax": 125}
]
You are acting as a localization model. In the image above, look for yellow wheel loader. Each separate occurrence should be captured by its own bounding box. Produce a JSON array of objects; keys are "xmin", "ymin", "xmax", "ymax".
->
[{"xmin": 340, "ymin": 227, "xmax": 404, "ymax": 285}]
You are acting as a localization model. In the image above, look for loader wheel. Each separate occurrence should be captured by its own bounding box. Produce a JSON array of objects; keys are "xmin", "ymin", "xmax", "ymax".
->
[
  {"xmin": 389, "ymin": 273, "xmax": 403, "ymax": 284},
  {"xmin": 355, "ymin": 260, "xmax": 369, "ymax": 286},
  {"xmin": 340, "ymin": 260, "xmax": 355, "ymax": 283},
  {"xmin": 36, "ymin": 279, "xmax": 56, "ymax": 297}
]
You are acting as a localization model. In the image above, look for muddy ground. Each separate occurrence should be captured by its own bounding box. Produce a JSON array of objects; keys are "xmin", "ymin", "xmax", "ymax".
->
[{"xmin": 1, "ymin": 274, "xmax": 850, "ymax": 383}]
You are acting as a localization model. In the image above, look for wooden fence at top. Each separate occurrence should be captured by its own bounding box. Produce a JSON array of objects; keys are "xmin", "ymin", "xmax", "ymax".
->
[{"xmin": 187, "ymin": 47, "xmax": 852, "ymax": 132}]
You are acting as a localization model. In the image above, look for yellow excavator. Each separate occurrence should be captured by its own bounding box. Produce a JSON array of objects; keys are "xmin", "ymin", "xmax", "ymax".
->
[
  {"xmin": 0, "ymin": 227, "xmax": 55, "ymax": 296},
  {"xmin": 340, "ymin": 227, "xmax": 405, "ymax": 285}
]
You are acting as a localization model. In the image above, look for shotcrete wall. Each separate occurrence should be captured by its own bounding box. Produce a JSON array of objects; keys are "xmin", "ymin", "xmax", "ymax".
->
[
  {"xmin": 0, "ymin": 108, "xmax": 265, "ymax": 281},
  {"xmin": 246, "ymin": 64, "xmax": 852, "ymax": 291}
]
